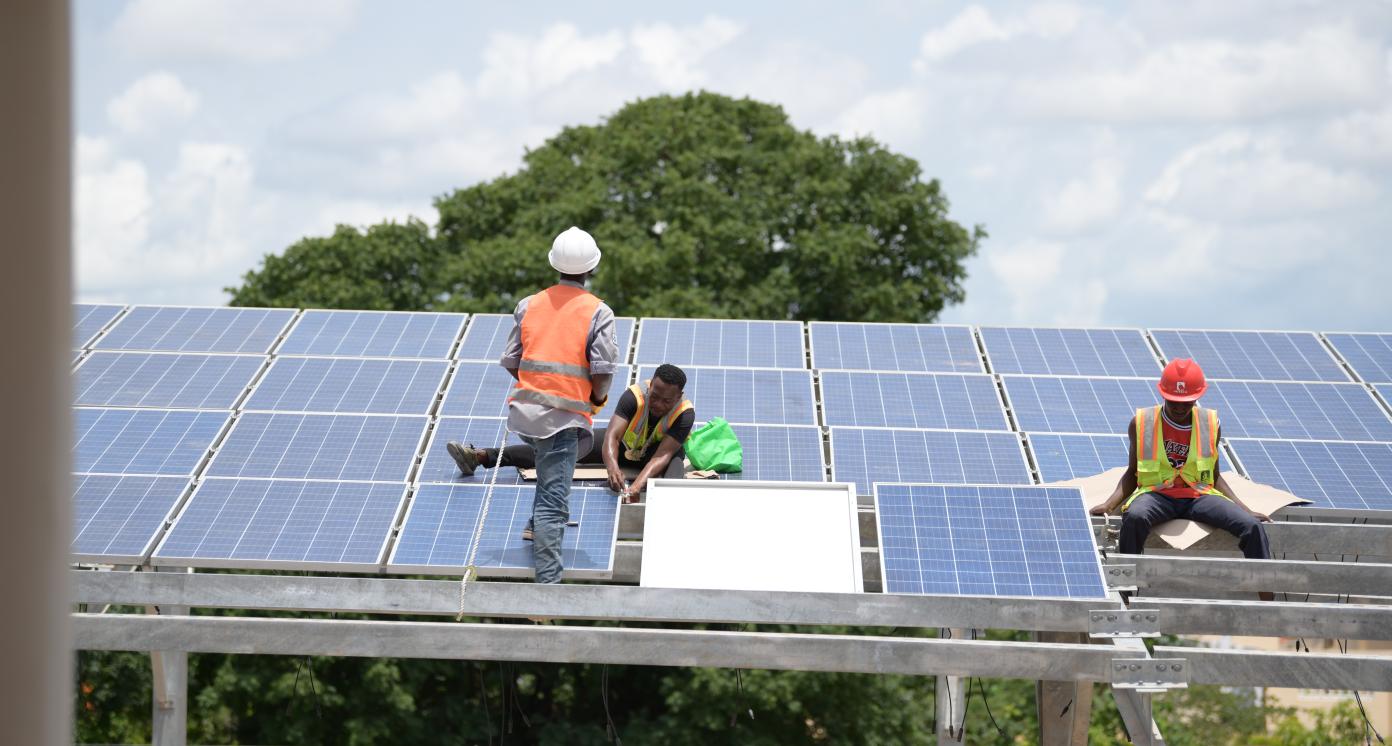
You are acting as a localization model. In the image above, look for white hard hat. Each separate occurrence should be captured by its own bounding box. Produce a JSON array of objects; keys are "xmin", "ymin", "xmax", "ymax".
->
[{"xmin": 549, "ymin": 226, "xmax": 601, "ymax": 274}]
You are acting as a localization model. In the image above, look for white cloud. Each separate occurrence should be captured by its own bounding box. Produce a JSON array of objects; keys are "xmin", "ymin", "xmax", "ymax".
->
[
  {"xmin": 1145, "ymin": 131, "xmax": 1378, "ymax": 222},
  {"xmin": 476, "ymin": 23, "xmax": 626, "ymax": 101},
  {"xmin": 631, "ymin": 16, "xmax": 744, "ymax": 89},
  {"xmin": 1041, "ymin": 134, "xmax": 1124, "ymax": 235},
  {"xmin": 111, "ymin": 0, "xmax": 358, "ymax": 63},
  {"xmin": 986, "ymin": 239, "xmax": 1107, "ymax": 325},
  {"xmin": 915, "ymin": 3, "xmax": 1082, "ymax": 69},
  {"xmin": 75, "ymin": 137, "xmax": 151, "ymax": 290},
  {"xmin": 1321, "ymin": 107, "xmax": 1392, "ymax": 162},
  {"xmin": 107, "ymin": 72, "xmax": 199, "ymax": 135},
  {"xmin": 834, "ymin": 89, "xmax": 930, "ymax": 147},
  {"xmin": 1018, "ymin": 25, "xmax": 1388, "ymax": 121}
]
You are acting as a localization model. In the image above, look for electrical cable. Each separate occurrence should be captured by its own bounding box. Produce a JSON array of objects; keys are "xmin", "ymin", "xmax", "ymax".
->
[{"xmin": 601, "ymin": 664, "xmax": 622, "ymax": 745}]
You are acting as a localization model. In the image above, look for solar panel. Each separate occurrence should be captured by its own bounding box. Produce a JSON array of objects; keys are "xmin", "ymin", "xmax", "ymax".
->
[
  {"xmin": 1001, "ymin": 376, "xmax": 1157, "ymax": 435},
  {"xmin": 819, "ymin": 371, "xmax": 1008, "ymax": 430},
  {"xmin": 830, "ymin": 428, "xmax": 1031, "ymax": 496},
  {"xmin": 722, "ymin": 424, "xmax": 827, "ymax": 482},
  {"xmin": 205, "ymin": 413, "xmax": 427, "ymax": 482},
  {"xmin": 389, "ymin": 484, "xmax": 619, "ymax": 577},
  {"xmin": 809, "ymin": 322, "xmax": 981, "ymax": 372},
  {"xmin": 1378, "ymin": 385, "xmax": 1392, "ymax": 410},
  {"xmin": 72, "ymin": 474, "xmax": 190, "ymax": 562},
  {"xmin": 75, "ymin": 352, "xmax": 265, "ymax": 409},
  {"xmin": 278, "ymin": 310, "xmax": 466, "ymax": 358},
  {"xmin": 1027, "ymin": 433, "xmax": 1129, "ymax": 483},
  {"xmin": 1150, "ymin": 329, "xmax": 1349, "ymax": 382},
  {"xmin": 74, "ymin": 408, "xmax": 229, "ymax": 476},
  {"xmin": 876, "ymin": 483, "xmax": 1107, "ymax": 598},
  {"xmin": 980, "ymin": 327, "xmax": 1159, "ymax": 377},
  {"xmin": 1227, "ymin": 439, "xmax": 1392, "ymax": 512},
  {"xmin": 243, "ymin": 357, "xmax": 448, "ymax": 415},
  {"xmin": 74, "ymin": 303, "xmax": 125, "ymax": 348},
  {"xmin": 153, "ymin": 479, "xmax": 407, "ymax": 569},
  {"xmin": 1202, "ymin": 380, "xmax": 1392, "ymax": 441},
  {"xmin": 456, "ymin": 313, "xmax": 635, "ymax": 362},
  {"xmin": 1325, "ymin": 333, "xmax": 1392, "ymax": 384},
  {"xmin": 637, "ymin": 365, "xmax": 816, "ymax": 425},
  {"xmin": 440, "ymin": 362, "xmax": 630, "ymax": 421},
  {"xmin": 636, "ymin": 318, "xmax": 805, "ymax": 369},
  {"xmin": 94, "ymin": 306, "xmax": 297, "ymax": 354},
  {"xmin": 417, "ymin": 417, "xmax": 530, "ymax": 485}
]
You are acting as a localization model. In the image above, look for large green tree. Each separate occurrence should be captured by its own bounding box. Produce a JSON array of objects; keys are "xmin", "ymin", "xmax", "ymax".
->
[{"xmin": 229, "ymin": 92, "xmax": 982, "ymax": 322}]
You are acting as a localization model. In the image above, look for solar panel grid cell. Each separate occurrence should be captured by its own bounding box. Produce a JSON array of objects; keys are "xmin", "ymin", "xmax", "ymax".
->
[
  {"xmin": 243, "ymin": 357, "xmax": 448, "ymax": 415},
  {"xmin": 1203, "ymin": 380, "xmax": 1392, "ymax": 441},
  {"xmin": 456, "ymin": 314, "xmax": 636, "ymax": 363},
  {"xmin": 723, "ymin": 424, "xmax": 827, "ymax": 483},
  {"xmin": 1227, "ymin": 438, "xmax": 1392, "ymax": 512},
  {"xmin": 1325, "ymin": 333, "xmax": 1392, "ymax": 384},
  {"xmin": 809, "ymin": 322, "xmax": 981, "ymax": 372},
  {"xmin": 830, "ymin": 428, "xmax": 1031, "ymax": 496},
  {"xmin": 441, "ymin": 362, "xmax": 629, "ymax": 421},
  {"xmin": 1001, "ymin": 375, "xmax": 1157, "ymax": 435},
  {"xmin": 74, "ymin": 408, "xmax": 229, "ymax": 476},
  {"xmin": 636, "ymin": 318, "xmax": 805, "ymax": 369},
  {"xmin": 1150, "ymin": 329, "xmax": 1349, "ymax": 382},
  {"xmin": 1027, "ymin": 433, "xmax": 1130, "ymax": 483},
  {"xmin": 980, "ymin": 327, "xmax": 1160, "ymax": 377},
  {"xmin": 875, "ymin": 484, "xmax": 1106, "ymax": 598},
  {"xmin": 278, "ymin": 310, "xmax": 466, "ymax": 358},
  {"xmin": 417, "ymin": 417, "xmax": 530, "ymax": 485},
  {"xmin": 72, "ymin": 474, "xmax": 190, "ymax": 561},
  {"xmin": 819, "ymin": 371, "xmax": 1008, "ymax": 430},
  {"xmin": 75, "ymin": 351, "xmax": 265, "ymax": 409},
  {"xmin": 95, "ymin": 306, "xmax": 297, "ymax": 354},
  {"xmin": 74, "ymin": 303, "xmax": 125, "ymax": 348},
  {"xmin": 206, "ymin": 412, "xmax": 427, "ymax": 482},
  {"xmin": 639, "ymin": 366, "xmax": 816, "ymax": 425}
]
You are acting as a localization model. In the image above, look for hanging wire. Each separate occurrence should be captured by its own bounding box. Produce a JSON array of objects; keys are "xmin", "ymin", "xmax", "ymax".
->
[
  {"xmin": 975, "ymin": 677, "xmax": 1007, "ymax": 739},
  {"xmin": 475, "ymin": 663, "xmax": 494, "ymax": 746},
  {"xmin": 601, "ymin": 664, "xmax": 622, "ymax": 745},
  {"xmin": 735, "ymin": 669, "xmax": 755, "ymax": 722},
  {"xmin": 305, "ymin": 656, "xmax": 322, "ymax": 720}
]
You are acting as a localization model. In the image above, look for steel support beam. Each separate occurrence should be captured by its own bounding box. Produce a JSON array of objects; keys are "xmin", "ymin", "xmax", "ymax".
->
[
  {"xmin": 74, "ymin": 614, "xmax": 1140, "ymax": 681},
  {"xmin": 1117, "ymin": 555, "xmax": 1392, "ymax": 597},
  {"xmin": 1131, "ymin": 598, "xmax": 1392, "ymax": 641},
  {"xmin": 1109, "ymin": 635, "xmax": 1165, "ymax": 746},
  {"xmin": 1035, "ymin": 632, "xmax": 1093, "ymax": 746},
  {"xmin": 1154, "ymin": 645, "xmax": 1392, "ymax": 691},
  {"xmin": 148, "ymin": 567, "xmax": 187, "ymax": 746},
  {"xmin": 936, "ymin": 629, "xmax": 969, "ymax": 744}
]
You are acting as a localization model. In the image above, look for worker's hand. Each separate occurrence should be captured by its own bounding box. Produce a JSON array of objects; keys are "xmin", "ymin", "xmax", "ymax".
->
[
  {"xmin": 1250, "ymin": 511, "xmax": 1271, "ymax": 523},
  {"xmin": 589, "ymin": 395, "xmax": 608, "ymax": 416},
  {"xmin": 625, "ymin": 476, "xmax": 647, "ymax": 502},
  {"xmin": 1089, "ymin": 501, "xmax": 1118, "ymax": 516},
  {"xmin": 607, "ymin": 464, "xmax": 627, "ymax": 494}
]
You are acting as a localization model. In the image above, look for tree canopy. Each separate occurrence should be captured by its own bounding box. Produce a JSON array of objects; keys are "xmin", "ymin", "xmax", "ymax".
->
[{"xmin": 228, "ymin": 92, "xmax": 983, "ymax": 322}]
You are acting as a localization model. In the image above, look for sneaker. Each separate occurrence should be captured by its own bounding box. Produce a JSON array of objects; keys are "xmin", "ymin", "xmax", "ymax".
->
[{"xmin": 446, "ymin": 441, "xmax": 480, "ymax": 476}]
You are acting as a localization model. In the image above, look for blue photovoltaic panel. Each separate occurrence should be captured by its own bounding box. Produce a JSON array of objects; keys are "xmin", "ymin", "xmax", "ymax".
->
[
  {"xmin": 74, "ymin": 408, "xmax": 228, "ymax": 476},
  {"xmin": 95, "ymin": 306, "xmax": 296, "ymax": 354},
  {"xmin": 75, "ymin": 352, "xmax": 264, "ymax": 409},
  {"xmin": 456, "ymin": 314, "xmax": 635, "ymax": 362},
  {"xmin": 980, "ymin": 327, "xmax": 1159, "ymax": 377},
  {"xmin": 638, "ymin": 365, "xmax": 815, "ymax": 425},
  {"xmin": 206, "ymin": 413, "xmax": 426, "ymax": 482},
  {"xmin": 440, "ymin": 362, "xmax": 629, "ymax": 421},
  {"xmin": 390, "ymin": 484, "xmax": 619, "ymax": 576},
  {"xmin": 1027, "ymin": 434, "xmax": 1129, "ymax": 483},
  {"xmin": 1150, "ymin": 329, "xmax": 1349, "ymax": 382},
  {"xmin": 830, "ymin": 428, "xmax": 1030, "ymax": 495},
  {"xmin": 244, "ymin": 357, "xmax": 447, "ymax": 415},
  {"xmin": 154, "ymin": 479, "xmax": 406, "ymax": 568},
  {"xmin": 1325, "ymin": 333, "xmax": 1392, "ymax": 384},
  {"xmin": 74, "ymin": 303, "xmax": 124, "ymax": 348},
  {"xmin": 278, "ymin": 310, "xmax": 466, "ymax": 358},
  {"xmin": 1228, "ymin": 439, "xmax": 1392, "ymax": 512},
  {"xmin": 876, "ymin": 484, "xmax": 1106, "ymax": 598},
  {"xmin": 1202, "ymin": 380, "xmax": 1392, "ymax": 441},
  {"xmin": 72, "ymin": 474, "xmax": 190, "ymax": 561},
  {"xmin": 809, "ymin": 322, "xmax": 981, "ymax": 373},
  {"xmin": 417, "ymin": 417, "xmax": 530, "ymax": 485},
  {"xmin": 636, "ymin": 318, "xmax": 805, "ymax": 369},
  {"xmin": 722, "ymin": 424, "xmax": 826, "ymax": 482},
  {"xmin": 1002, "ymin": 376, "xmax": 1156, "ymax": 435},
  {"xmin": 1378, "ymin": 385, "xmax": 1392, "ymax": 409},
  {"xmin": 819, "ymin": 371, "xmax": 1008, "ymax": 430}
]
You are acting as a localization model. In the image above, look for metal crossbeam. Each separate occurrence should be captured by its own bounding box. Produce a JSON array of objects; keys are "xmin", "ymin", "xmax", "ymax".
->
[
  {"xmin": 1132, "ymin": 598, "xmax": 1392, "ymax": 641},
  {"xmin": 1153, "ymin": 645, "xmax": 1392, "ymax": 691},
  {"xmin": 1117, "ymin": 555, "xmax": 1392, "ymax": 597}
]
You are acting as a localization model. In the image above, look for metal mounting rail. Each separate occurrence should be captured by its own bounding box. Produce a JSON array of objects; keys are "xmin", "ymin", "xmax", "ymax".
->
[{"xmin": 1114, "ymin": 554, "xmax": 1392, "ymax": 598}]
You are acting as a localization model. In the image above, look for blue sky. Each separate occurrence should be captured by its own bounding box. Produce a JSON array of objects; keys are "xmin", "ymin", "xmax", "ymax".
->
[{"xmin": 74, "ymin": 0, "xmax": 1392, "ymax": 331}]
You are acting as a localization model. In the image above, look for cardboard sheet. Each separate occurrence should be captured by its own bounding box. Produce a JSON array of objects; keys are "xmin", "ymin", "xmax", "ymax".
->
[{"xmin": 1055, "ymin": 467, "xmax": 1311, "ymax": 550}]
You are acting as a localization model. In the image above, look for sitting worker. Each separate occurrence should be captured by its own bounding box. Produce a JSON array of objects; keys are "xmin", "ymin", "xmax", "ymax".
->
[
  {"xmin": 446, "ymin": 363, "xmax": 695, "ymax": 529},
  {"xmin": 1090, "ymin": 358, "xmax": 1273, "ymax": 566}
]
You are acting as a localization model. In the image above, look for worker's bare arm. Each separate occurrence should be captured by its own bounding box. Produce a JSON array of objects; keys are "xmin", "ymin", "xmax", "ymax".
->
[
  {"xmin": 602, "ymin": 414, "xmax": 630, "ymax": 493},
  {"xmin": 624, "ymin": 436, "xmax": 683, "ymax": 503},
  {"xmin": 589, "ymin": 373, "xmax": 613, "ymax": 404}
]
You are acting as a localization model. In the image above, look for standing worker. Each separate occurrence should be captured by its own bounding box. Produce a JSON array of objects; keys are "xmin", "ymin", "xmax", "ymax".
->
[
  {"xmin": 453, "ymin": 227, "xmax": 619, "ymax": 584},
  {"xmin": 1091, "ymin": 359, "xmax": 1274, "ymax": 577}
]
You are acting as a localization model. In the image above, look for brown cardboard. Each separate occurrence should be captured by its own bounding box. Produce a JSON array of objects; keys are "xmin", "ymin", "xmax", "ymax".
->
[
  {"xmin": 1053, "ymin": 467, "xmax": 1311, "ymax": 550},
  {"xmin": 518, "ymin": 466, "xmax": 644, "ymax": 482}
]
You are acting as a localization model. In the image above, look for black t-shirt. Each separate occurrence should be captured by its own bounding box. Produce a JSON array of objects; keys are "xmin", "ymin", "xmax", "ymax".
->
[{"xmin": 614, "ymin": 388, "xmax": 695, "ymax": 445}]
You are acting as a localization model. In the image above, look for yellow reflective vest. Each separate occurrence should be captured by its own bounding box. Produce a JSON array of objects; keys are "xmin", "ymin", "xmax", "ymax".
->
[
  {"xmin": 620, "ymin": 382, "xmax": 693, "ymax": 461},
  {"xmin": 1124, "ymin": 405, "xmax": 1226, "ymax": 510}
]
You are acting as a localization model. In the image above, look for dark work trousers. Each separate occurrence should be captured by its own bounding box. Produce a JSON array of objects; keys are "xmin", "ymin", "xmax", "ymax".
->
[
  {"xmin": 1120, "ymin": 492, "xmax": 1271, "ymax": 559},
  {"xmin": 484, "ymin": 427, "xmax": 685, "ymax": 480}
]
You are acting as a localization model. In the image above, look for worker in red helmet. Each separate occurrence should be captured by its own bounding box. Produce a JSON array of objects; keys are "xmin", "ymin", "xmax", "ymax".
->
[{"xmin": 1091, "ymin": 358, "xmax": 1273, "ymax": 574}]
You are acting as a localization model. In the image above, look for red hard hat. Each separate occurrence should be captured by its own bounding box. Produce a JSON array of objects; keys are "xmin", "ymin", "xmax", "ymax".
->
[{"xmin": 1159, "ymin": 358, "xmax": 1206, "ymax": 402}]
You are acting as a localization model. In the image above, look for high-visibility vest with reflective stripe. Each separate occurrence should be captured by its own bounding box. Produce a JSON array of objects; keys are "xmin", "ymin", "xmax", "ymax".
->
[
  {"xmin": 509, "ymin": 284, "xmax": 602, "ymax": 422},
  {"xmin": 1124, "ymin": 405, "xmax": 1226, "ymax": 509},
  {"xmin": 621, "ymin": 382, "xmax": 693, "ymax": 460}
]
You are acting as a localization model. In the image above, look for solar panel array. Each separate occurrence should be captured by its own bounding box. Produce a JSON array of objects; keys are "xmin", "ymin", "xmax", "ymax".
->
[{"xmin": 67, "ymin": 299, "xmax": 1392, "ymax": 586}]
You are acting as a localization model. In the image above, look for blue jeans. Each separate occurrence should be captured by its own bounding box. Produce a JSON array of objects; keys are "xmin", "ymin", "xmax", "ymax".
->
[
  {"xmin": 1120, "ymin": 492, "xmax": 1271, "ymax": 559},
  {"xmin": 522, "ymin": 428, "xmax": 580, "ymax": 584}
]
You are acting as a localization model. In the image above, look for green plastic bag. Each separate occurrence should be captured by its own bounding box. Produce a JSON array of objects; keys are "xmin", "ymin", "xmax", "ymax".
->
[{"xmin": 685, "ymin": 417, "xmax": 743, "ymax": 473}]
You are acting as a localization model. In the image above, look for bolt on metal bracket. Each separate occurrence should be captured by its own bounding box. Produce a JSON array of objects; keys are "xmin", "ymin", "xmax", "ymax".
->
[
  {"xmin": 1103, "ymin": 563, "xmax": 1138, "ymax": 592},
  {"xmin": 1089, "ymin": 609, "xmax": 1162, "ymax": 639},
  {"xmin": 1110, "ymin": 658, "xmax": 1188, "ymax": 692}
]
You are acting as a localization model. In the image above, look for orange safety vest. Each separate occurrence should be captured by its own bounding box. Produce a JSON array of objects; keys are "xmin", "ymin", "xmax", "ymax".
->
[{"xmin": 509, "ymin": 284, "xmax": 603, "ymax": 422}]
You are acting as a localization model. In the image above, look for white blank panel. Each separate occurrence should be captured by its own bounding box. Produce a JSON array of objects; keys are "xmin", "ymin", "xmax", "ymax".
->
[{"xmin": 640, "ymin": 480, "xmax": 862, "ymax": 593}]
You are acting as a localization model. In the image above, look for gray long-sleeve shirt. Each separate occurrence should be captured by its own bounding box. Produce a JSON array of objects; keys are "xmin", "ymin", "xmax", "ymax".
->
[{"xmin": 500, "ymin": 279, "xmax": 619, "ymax": 438}]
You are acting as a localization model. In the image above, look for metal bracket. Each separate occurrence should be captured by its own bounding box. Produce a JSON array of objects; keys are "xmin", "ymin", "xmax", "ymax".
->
[
  {"xmin": 1089, "ymin": 609, "xmax": 1161, "ymax": 639},
  {"xmin": 1110, "ymin": 658, "xmax": 1188, "ymax": 692},
  {"xmin": 1103, "ymin": 563, "xmax": 1138, "ymax": 591}
]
